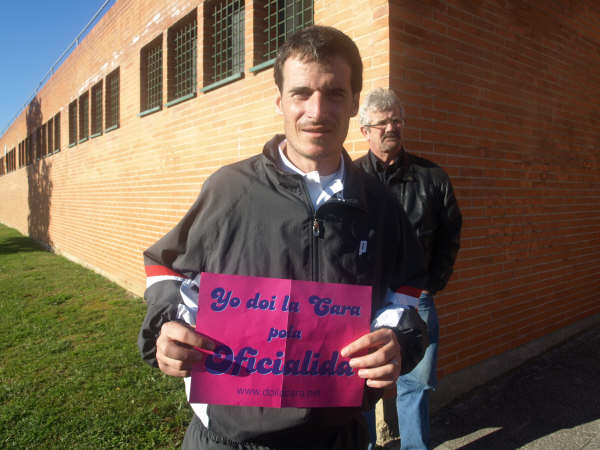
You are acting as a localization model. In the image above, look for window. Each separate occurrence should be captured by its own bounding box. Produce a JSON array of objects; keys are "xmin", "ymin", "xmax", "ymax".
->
[
  {"xmin": 40, "ymin": 124, "xmax": 47, "ymax": 158},
  {"xmin": 69, "ymin": 100, "xmax": 77, "ymax": 146},
  {"xmin": 7, "ymin": 148, "xmax": 16, "ymax": 172},
  {"xmin": 167, "ymin": 10, "xmax": 197, "ymax": 105},
  {"xmin": 32, "ymin": 131, "xmax": 38, "ymax": 160},
  {"xmin": 47, "ymin": 117, "xmax": 54, "ymax": 155},
  {"xmin": 54, "ymin": 112, "xmax": 61, "ymax": 152},
  {"xmin": 203, "ymin": 0, "xmax": 245, "ymax": 91},
  {"xmin": 26, "ymin": 135, "xmax": 33, "ymax": 164},
  {"xmin": 79, "ymin": 91, "xmax": 89, "ymax": 143},
  {"xmin": 0, "ymin": 157, "xmax": 4, "ymax": 176},
  {"xmin": 105, "ymin": 68, "xmax": 120, "ymax": 131},
  {"xmin": 140, "ymin": 36, "xmax": 163, "ymax": 114},
  {"xmin": 19, "ymin": 140, "xmax": 25, "ymax": 168},
  {"xmin": 252, "ymin": 0, "xmax": 313, "ymax": 71},
  {"xmin": 91, "ymin": 81, "xmax": 103, "ymax": 137},
  {"xmin": 35, "ymin": 127, "xmax": 42, "ymax": 160}
]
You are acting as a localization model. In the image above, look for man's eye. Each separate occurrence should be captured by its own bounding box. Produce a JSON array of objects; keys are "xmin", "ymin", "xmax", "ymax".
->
[{"xmin": 292, "ymin": 92, "xmax": 310, "ymax": 100}]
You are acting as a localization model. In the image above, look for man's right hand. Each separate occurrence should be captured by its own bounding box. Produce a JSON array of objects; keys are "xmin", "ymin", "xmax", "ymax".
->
[{"xmin": 156, "ymin": 321, "xmax": 215, "ymax": 377}]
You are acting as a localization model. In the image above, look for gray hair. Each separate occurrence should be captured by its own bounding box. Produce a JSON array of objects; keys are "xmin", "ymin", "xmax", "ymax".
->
[{"xmin": 359, "ymin": 88, "xmax": 404, "ymax": 126}]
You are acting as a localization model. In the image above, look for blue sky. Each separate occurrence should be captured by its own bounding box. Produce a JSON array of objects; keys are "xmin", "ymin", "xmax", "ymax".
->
[{"xmin": 0, "ymin": 0, "xmax": 116, "ymax": 136}]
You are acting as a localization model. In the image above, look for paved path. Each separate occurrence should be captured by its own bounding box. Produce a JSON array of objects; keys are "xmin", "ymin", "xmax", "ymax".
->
[
  {"xmin": 430, "ymin": 324, "xmax": 600, "ymax": 449},
  {"xmin": 380, "ymin": 324, "xmax": 600, "ymax": 449}
]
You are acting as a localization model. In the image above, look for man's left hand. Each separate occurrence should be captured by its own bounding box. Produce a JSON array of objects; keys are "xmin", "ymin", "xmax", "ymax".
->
[{"xmin": 340, "ymin": 328, "xmax": 402, "ymax": 389}]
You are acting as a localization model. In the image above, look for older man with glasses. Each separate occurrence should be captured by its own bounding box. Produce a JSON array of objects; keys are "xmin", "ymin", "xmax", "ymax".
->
[{"xmin": 356, "ymin": 88, "xmax": 462, "ymax": 450}]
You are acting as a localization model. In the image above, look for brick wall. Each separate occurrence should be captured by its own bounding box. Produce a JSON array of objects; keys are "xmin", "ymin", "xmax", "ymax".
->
[
  {"xmin": 385, "ymin": 0, "xmax": 600, "ymax": 376},
  {"xmin": 1, "ymin": 0, "xmax": 599, "ymax": 379}
]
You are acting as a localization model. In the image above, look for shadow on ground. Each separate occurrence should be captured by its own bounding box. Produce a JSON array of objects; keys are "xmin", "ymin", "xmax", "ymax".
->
[
  {"xmin": 430, "ymin": 326, "xmax": 600, "ymax": 449},
  {"xmin": 0, "ymin": 236, "xmax": 45, "ymax": 255}
]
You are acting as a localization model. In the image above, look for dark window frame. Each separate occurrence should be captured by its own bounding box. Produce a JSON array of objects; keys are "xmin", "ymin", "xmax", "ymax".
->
[
  {"xmin": 54, "ymin": 112, "xmax": 61, "ymax": 152},
  {"xmin": 19, "ymin": 141, "xmax": 25, "ymax": 168},
  {"xmin": 202, "ymin": 0, "xmax": 245, "ymax": 93},
  {"xmin": 47, "ymin": 117, "xmax": 54, "ymax": 156},
  {"xmin": 35, "ymin": 127, "xmax": 42, "ymax": 160},
  {"xmin": 40, "ymin": 123, "xmax": 47, "ymax": 158},
  {"xmin": 105, "ymin": 68, "xmax": 120, "ymax": 131},
  {"xmin": 91, "ymin": 81, "xmax": 103, "ymax": 138},
  {"xmin": 140, "ymin": 35, "xmax": 163, "ymax": 116},
  {"xmin": 79, "ymin": 91, "xmax": 90, "ymax": 143},
  {"xmin": 166, "ymin": 9, "xmax": 198, "ymax": 106},
  {"xmin": 9, "ymin": 148, "xmax": 16, "ymax": 172},
  {"xmin": 251, "ymin": 0, "xmax": 313, "ymax": 73},
  {"xmin": 69, "ymin": 100, "xmax": 78, "ymax": 147},
  {"xmin": 26, "ymin": 135, "xmax": 32, "ymax": 164}
]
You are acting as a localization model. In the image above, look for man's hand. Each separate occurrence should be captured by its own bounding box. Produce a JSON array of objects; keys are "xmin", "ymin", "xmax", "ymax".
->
[
  {"xmin": 156, "ymin": 321, "xmax": 215, "ymax": 377},
  {"xmin": 340, "ymin": 328, "xmax": 402, "ymax": 389}
]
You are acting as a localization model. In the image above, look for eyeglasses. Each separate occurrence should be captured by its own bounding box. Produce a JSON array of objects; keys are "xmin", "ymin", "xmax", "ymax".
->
[{"xmin": 363, "ymin": 118, "xmax": 404, "ymax": 130}]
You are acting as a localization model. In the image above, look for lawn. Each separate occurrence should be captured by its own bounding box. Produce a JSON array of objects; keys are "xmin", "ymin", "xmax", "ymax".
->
[{"xmin": 0, "ymin": 224, "xmax": 191, "ymax": 449}]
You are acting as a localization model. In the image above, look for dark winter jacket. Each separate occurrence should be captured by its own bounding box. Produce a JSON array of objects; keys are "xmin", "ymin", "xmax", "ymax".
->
[
  {"xmin": 138, "ymin": 135, "xmax": 428, "ymax": 448},
  {"xmin": 355, "ymin": 150, "xmax": 462, "ymax": 294}
]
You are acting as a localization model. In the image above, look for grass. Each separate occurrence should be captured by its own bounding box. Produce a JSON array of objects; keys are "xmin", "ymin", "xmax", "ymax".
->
[{"xmin": 0, "ymin": 224, "xmax": 191, "ymax": 449}]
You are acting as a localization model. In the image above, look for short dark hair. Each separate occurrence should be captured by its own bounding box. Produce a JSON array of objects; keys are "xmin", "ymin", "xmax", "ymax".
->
[{"xmin": 274, "ymin": 25, "xmax": 363, "ymax": 94}]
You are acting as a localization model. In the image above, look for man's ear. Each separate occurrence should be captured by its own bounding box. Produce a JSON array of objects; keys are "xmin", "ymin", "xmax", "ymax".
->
[
  {"xmin": 275, "ymin": 91, "xmax": 283, "ymax": 115},
  {"xmin": 350, "ymin": 93, "xmax": 360, "ymax": 117},
  {"xmin": 360, "ymin": 126, "xmax": 369, "ymax": 139}
]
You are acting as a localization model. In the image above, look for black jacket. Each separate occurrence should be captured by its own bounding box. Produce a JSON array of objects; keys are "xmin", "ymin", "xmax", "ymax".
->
[
  {"xmin": 355, "ymin": 150, "xmax": 462, "ymax": 294},
  {"xmin": 138, "ymin": 135, "xmax": 428, "ymax": 448}
]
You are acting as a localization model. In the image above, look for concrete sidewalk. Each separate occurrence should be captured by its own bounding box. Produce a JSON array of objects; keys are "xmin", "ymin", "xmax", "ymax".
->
[
  {"xmin": 430, "ymin": 324, "xmax": 600, "ymax": 449},
  {"xmin": 378, "ymin": 323, "xmax": 600, "ymax": 449}
]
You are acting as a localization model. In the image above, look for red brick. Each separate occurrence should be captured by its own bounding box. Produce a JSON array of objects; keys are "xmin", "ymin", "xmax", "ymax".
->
[{"xmin": 1, "ymin": 0, "xmax": 599, "ymax": 382}]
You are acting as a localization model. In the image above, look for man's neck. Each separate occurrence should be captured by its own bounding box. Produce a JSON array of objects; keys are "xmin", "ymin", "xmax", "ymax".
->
[
  {"xmin": 281, "ymin": 141, "xmax": 342, "ymax": 175},
  {"xmin": 371, "ymin": 148, "xmax": 402, "ymax": 167}
]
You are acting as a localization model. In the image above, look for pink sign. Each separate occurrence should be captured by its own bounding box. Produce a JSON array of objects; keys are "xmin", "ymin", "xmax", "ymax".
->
[{"xmin": 190, "ymin": 272, "xmax": 371, "ymax": 408}]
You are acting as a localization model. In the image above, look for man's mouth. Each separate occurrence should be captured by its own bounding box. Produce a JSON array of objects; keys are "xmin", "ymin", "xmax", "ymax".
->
[{"xmin": 303, "ymin": 126, "xmax": 331, "ymax": 135}]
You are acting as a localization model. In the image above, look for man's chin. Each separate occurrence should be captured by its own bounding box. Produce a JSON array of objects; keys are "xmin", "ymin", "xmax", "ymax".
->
[
  {"xmin": 303, "ymin": 137, "xmax": 337, "ymax": 153},
  {"xmin": 381, "ymin": 142, "xmax": 402, "ymax": 153}
]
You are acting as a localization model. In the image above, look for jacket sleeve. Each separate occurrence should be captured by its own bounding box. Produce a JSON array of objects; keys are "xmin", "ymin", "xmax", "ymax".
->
[
  {"xmin": 137, "ymin": 176, "xmax": 221, "ymax": 367},
  {"xmin": 427, "ymin": 174, "xmax": 462, "ymax": 293},
  {"xmin": 374, "ymin": 198, "xmax": 429, "ymax": 374}
]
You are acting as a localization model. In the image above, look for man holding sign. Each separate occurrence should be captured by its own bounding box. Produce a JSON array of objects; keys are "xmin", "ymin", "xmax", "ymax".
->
[{"xmin": 139, "ymin": 25, "xmax": 427, "ymax": 450}]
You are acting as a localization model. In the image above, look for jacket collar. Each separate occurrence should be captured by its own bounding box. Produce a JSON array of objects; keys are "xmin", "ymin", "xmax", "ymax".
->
[
  {"xmin": 366, "ymin": 148, "xmax": 414, "ymax": 181},
  {"xmin": 261, "ymin": 134, "xmax": 369, "ymax": 211}
]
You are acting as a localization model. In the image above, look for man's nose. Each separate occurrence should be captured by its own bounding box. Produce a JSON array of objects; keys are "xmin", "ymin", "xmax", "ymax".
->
[{"xmin": 306, "ymin": 92, "xmax": 325, "ymax": 120}]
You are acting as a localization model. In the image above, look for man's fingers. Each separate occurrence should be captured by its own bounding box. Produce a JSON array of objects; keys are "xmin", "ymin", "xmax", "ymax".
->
[
  {"xmin": 341, "ymin": 327, "xmax": 393, "ymax": 358},
  {"xmin": 339, "ymin": 328, "xmax": 403, "ymax": 387},
  {"xmin": 160, "ymin": 321, "xmax": 216, "ymax": 351},
  {"xmin": 341, "ymin": 328, "xmax": 399, "ymax": 370},
  {"xmin": 157, "ymin": 353, "xmax": 193, "ymax": 377},
  {"xmin": 156, "ymin": 334, "xmax": 203, "ymax": 363},
  {"xmin": 155, "ymin": 321, "xmax": 216, "ymax": 377},
  {"xmin": 356, "ymin": 357, "xmax": 402, "ymax": 381}
]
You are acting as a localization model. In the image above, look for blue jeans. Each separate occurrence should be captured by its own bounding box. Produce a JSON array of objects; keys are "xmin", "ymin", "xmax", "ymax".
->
[
  {"xmin": 396, "ymin": 292, "xmax": 439, "ymax": 449},
  {"xmin": 366, "ymin": 292, "xmax": 439, "ymax": 450}
]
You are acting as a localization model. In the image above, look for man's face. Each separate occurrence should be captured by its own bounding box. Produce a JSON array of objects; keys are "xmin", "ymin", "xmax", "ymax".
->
[
  {"xmin": 275, "ymin": 55, "xmax": 359, "ymax": 174},
  {"xmin": 360, "ymin": 107, "xmax": 404, "ymax": 161}
]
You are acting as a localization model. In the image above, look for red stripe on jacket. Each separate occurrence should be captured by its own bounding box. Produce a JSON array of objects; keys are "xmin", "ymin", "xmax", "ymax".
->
[{"xmin": 145, "ymin": 265, "xmax": 188, "ymax": 279}]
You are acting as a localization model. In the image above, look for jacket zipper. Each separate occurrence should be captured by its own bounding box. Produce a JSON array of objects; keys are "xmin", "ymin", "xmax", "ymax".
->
[
  {"xmin": 295, "ymin": 180, "xmax": 320, "ymax": 282},
  {"xmin": 312, "ymin": 215, "xmax": 320, "ymax": 281},
  {"xmin": 299, "ymin": 184, "xmax": 358, "ymax": 283}
]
